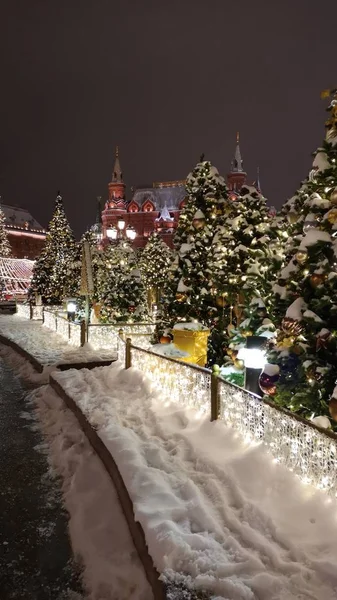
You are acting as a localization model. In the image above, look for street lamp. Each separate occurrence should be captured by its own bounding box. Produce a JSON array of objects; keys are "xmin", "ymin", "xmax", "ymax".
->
[
  {"xmin": 117, "ymin": 218, "xmax": 126, "ymax": 231},
  {"xmin": 126, "ymin": 226, "xmax": 136, "ymax": 240},
  {"xmin": 67, "ymin": 299, "xmax": 77, "ymax": 322},
  {"xmin": 106, "ymin": 226, "xmax": 118, "ymax": 240},
  {"xmin": 237, "ymin": 336, "xmax": 266, "ymax": 396}
]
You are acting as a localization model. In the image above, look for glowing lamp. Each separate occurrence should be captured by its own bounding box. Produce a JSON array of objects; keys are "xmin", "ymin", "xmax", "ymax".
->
[
  {"xmin": 106, "ymin": 226, "xmax": 118, "ymax": 239},
  {"xmin": 126, "ymin": 226, "xmax": 136, "ymax": 240},
  {"xmin": 117, "ymin": 218, "xmax": 126, "ymax": 230},
  {"xmin": 67, "ymin": 299, "xmax": 77, "ymax": 322},
  {"xmin": 237, "ymin": 347, "xmax": 266, "ymax": 369},
  {"xmin": 238, "ymin": 336, "xmax": 266, "ymax": 396}
]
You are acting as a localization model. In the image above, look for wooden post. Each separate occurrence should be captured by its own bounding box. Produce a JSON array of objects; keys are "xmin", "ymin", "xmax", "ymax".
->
[
  {"xmin": 29, "ymin": 302, "xmax": 33, "ymax": 320},
  {"xmin": 125, "ymin": 337, "xmax": 132, "ymax": 369},
  {"xmin": 80, "ymin": 320, "xmax": 86, "ymax": 347},
  {"xmin": 211, "ymin": 373, "xmax": 220, "ymax": 421}
]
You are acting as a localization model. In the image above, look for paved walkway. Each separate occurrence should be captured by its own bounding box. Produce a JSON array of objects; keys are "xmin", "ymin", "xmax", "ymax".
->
[{"xmin": 0, "ymin": 357, "xmax": 83, "ymax": 599}]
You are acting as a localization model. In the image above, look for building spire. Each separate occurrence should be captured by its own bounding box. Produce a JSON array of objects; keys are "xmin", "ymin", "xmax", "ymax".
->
[
  {"xmin": 112, "ymin": 145, "xmax": 123, "ymax": 183},
  {"xmin": 253, "ymin": 166, "xmax": 262, "ymax": 193},
  {"xmin": 230, "ymin": 131, "xmax": 244, "ymax": 172}
]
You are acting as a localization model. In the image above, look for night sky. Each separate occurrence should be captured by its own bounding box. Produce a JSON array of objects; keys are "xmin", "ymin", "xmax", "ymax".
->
[{"xmin": 1, "ymin": 0, "xmax": 337, "ymax": 237}]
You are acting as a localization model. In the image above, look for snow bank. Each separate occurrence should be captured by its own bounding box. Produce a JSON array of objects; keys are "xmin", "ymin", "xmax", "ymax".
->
[
  {"xmin": 0, "ymin": 315, "xmax": 116, "ymax": 367},
  {"xmin": 28, "ymin": 385, "xmax": 152, "ymax": 600},
  {"xmin": 53, "ymin": 364, "xmax": 337, "ymax": 600}
]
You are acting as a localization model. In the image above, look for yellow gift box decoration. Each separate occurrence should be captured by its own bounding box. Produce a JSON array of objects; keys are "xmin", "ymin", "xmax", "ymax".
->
[{"xmin": 172, "ymin": 327, "xmax": 210, "ymax": 367}]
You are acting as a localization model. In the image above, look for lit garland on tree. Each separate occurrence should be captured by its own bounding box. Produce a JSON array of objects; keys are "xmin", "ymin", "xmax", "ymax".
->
[
  {"xmin": 30, "ymin": 193, "xmax": 79, "ymax": 304},
  {"xmin": 0, "ymin": 203, "xmax": 12, "ymax": 257},
  {"xmin": 97, "ymin": 240, "xmax": 149, "ymax": 323},
  {"xmin": 267, "ymin": 89, "xmax": 337, "ymax": 425},
  {"xmin": 208, "ymin": 185, "xmax": 285, "ymax": 368},
  {"xmin": 163, "ymin": 158, "xmax": 228, "ymax": 328},
  {"xmin": 139, "ymin": 232, "xmax": 173, "ymax": 303}
]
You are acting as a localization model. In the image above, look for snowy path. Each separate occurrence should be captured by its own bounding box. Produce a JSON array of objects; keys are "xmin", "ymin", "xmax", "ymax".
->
[
  {"xmin": 0, "ymin": 343, "xmax": 152, "ymax": 600},
  {"xmin": 0, "ymin": 357, "xmax": 82, "ymax": 599},
  {"xmin": 0, "ymin": 315, "xmax": 116, "ymax": 366},
  {"xmin": 54, "ymin": 363, "xmax": 337, "ymax": 600}
]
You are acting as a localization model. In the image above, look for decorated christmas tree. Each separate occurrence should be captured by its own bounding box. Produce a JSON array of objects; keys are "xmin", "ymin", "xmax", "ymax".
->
[
  {"xmin": 266, "ymin": 89, "xmax": 337, "ymax": 425},
  {"xmin": 97, "ymin": 240, "xmax": 149, "ymax": 323},
  {"xmin": 139, "ymin": 232, "xmax": 173, "ymax": 306},
  {"xmin": 30, "ymin": 193, "xmax": 78, "ymax": 304},
  {"xmin": 208, "ymin": 185, "xmax": 284, "ymax": 368},
  {"xmin": 0, "ymin": 202, "xmax": 12, "ymax": 257},
  {"xmin": 163, "ymin": 158, "xmax": 228, "ymax": 328}
]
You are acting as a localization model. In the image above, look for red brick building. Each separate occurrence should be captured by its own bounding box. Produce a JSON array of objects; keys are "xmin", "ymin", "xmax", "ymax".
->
[
  {"xmin": 3, "ymin": 204, "xmax": 46, "ymax": 259},
  {"xmin": 101, "ymin": 137, "xmax": 254, "ymax": 249}
]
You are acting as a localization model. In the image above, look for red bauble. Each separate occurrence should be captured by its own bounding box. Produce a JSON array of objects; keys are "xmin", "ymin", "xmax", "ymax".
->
[
  {"xmin": 259, "ymin": 368, "xmax": 279, "ymax": 397},
  {"xmin": 160, "ymin": 335, "xmax": 171, "ymax": 344},
  {"xmin": 128, "ymin": 306, "xmax": 136, "ymax": 313}
]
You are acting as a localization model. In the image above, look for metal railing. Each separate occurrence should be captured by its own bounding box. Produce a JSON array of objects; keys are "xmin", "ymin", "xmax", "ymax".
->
[{"xmin": 122, "ymin": 337, "xmax": 337, "ymax": 497}]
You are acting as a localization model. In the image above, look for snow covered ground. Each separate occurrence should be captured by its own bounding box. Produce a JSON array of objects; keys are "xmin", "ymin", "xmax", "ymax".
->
[
  {"xmin": 0, "ymin": 315, "xmax": 116, "ymax": 367},
  {"xmin": 52, "ymin": 362, "xmax": 337, "ymax": 600},
  {"xmin": 27, "ymin": 383, "xmax": 152, "ymax": 600}
]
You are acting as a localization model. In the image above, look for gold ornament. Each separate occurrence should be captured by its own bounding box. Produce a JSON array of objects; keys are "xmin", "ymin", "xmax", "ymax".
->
[
  {"xmin": 287, "ymin": 211, "xmax": 299, "ymax": 225},
  {"xmin": 310, "ymin": 273, "xmax": 326, "ymax": 288},
  {"xmin": 192, "ymin": 218, "xmax": 206, "ymax": 230},
  {"xmin": 278, "ymin": 336, "xmax": 295, "ymax": 350},
  {"xmin": 296, "ymin": 250, "xmax": 308, "ymax": 264},
  {"xmin": 176, "ymin": 292, "xmax": 186, "ymax": 303},
  {"xmin": 327, "ymin": 208, "xmax": 337, "ymax": 224},
  {"xmin": 282, "ymin": 317, "xmax": 304, "ymax": 336},
  {"xmin": 329, "ymin": 187, "xmax": 337, "ymax": 205},
  {"xmin": 216, "ymin": 295, "xmax": 226, "ymax": 307},
  {"xmin": 242, "ymin": 329, "xmax": 253, "ymax": 337},
  {"xmin": 227, "ymin": 323, "xmax": 235, "ymax": 335},
  {"xmin": 233, "ymin": 359, "xmax": 244, "ymax": 370},
  {"xmin": 329, "ymin": 398, "xmax": 337, "ymax": 421}
]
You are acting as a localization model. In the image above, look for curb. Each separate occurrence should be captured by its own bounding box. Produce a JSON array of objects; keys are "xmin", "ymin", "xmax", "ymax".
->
[
  {"xmin": 50, "ymin": 374, "xmax": 166, "ymax": 600},
  {"xmin": 0, "ymin": 334, "xmax": 44, "ymax": 372}
]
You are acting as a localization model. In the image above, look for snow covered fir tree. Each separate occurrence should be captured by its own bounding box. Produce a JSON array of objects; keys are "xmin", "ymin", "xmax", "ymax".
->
[
  {"xmin": 96, "ymin": 240, "xmax": 149, "ymax": 323},
  {"xmin": 208, "ymin": 184, "xmax": 285, "ymax": 369},
  {"xmin": 30, "ymin": 193, "xmax": 79, "ymax": 304},
  {"xmin": 139, "ymin": 232, "xmax": 173, "ymax": 308},
  {"xmin": 266, "ymin": 88, "xmax": 337, "ymax": 425},
  {"xmin": 0, "ymin": 202, "xmax": 12, "ymax": 257},
  {"xmin": 163, "ymin": 157, "xmax": 228, "ymax": 329}
]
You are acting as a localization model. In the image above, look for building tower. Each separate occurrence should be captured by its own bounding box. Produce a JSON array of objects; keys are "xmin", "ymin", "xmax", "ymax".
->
[
  {"xmin": 108, "ymin": 146, "xmax": 126, "ymax": 204},
  {"xmin": 227, "ymin": 132, "xmax": 247, "ymax": 193}
]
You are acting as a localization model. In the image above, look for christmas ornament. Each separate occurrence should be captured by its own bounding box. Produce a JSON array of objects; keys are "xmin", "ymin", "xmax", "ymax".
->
[
  {"xmin": 328, "ymin": 398, "xmax": 337, "ymax": 421},
  {"xmin": 233, "ymin": 359, "xmax": 244, "ymax": 370},
  {"xmin": 310, "ymin": 273, "xmax": 326, "ymax": 288},
  {"xmin": 216, "ymin": 295, "xmax": 226, "ymax": 307},
  {"xmin": 160, "ymin": 335, "xmax": 171, "ymax": 344},
  {"xmin": 259, "ymin": 369, "xmax": 279, "ymax": 396},
  {"xmin": 282, "ymin": 317, "xmax": 304, "ymax": 336},
  {"xmin": 242, "ymin": 329, "xmax": 253, "ymax": 337},
  {"xmin": 316, "ymin": 329, "xmax": 331, "ymax": 351},
  {"xmin": 295, "ymin": 250, "xmax": 308, "ymax": 264},
  {"xmin": 128, "ymin": 305, "xmax": 136, "ymax": 313},
  {"xmin": 305, "ymin": 365, "xmax": 322, "ymax": 383},
  {"xmin": 329, "ymin": 187, "xmax": 337, "ymax": 205},
  {"xmin": 227, "ymin": 323, "xmax": 235, "ymax": 335},
  {"xmin": 192, "ymin": 209, "xmax": 206, "ymax": 230},
  {"xmin": 278, "ymin": 336, "xmax": 294, "ymax": 349},
  {"xmin": 327, "ymin": 208, "xmax": 337, "ymax": 224},
  {"xmin": 227, "ymin": 348, "xmax": 237, "ymax": 361},
  {"xmin": 287, "ymin": 211, "xmax": 299, "ymax": 225},
  {"xmin": 176, "ymin": 292, "xmax": 186, "ymax": 303}
]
